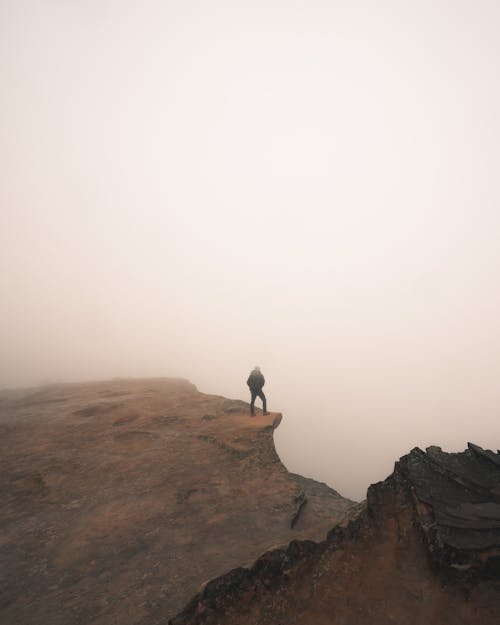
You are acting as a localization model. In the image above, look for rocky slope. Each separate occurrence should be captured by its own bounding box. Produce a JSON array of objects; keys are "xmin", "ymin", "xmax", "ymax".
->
[
  {"xmin": 0, "ymin": 378, "xmax": 356, "ymax": 625},
  {"xmin": 170, "ymin": 443, "xmax": 500, "ymax": 625}
]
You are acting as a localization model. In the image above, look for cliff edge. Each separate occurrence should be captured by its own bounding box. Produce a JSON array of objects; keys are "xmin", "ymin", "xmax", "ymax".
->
[{"xmin": 0, "ymin": 378, "xmax": 356, "ymax": 625}]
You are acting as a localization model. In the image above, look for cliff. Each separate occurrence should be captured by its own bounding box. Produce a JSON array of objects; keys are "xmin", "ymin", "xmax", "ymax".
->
[
  {"xmin": 170, "ymin": 444, "xmax": 500, "ymax": 625},
  {"xmin": 3, "ymin": 378, "xmax": 499, "ymax": 625},
  {"xmin": 0, "ymin": 378, "xmax": 356, "ymax": 625}
]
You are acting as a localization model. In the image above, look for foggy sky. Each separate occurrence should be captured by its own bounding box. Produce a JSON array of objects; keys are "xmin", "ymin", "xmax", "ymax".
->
[{"xmin": 1, "ymin": 1, "xmax": 500, "ymax": 499}]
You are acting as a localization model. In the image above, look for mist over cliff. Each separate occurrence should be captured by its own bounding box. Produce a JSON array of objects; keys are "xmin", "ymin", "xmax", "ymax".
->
[{"xmin": 2, "ymin": 1, "xmax": 500, "ymax": 500}]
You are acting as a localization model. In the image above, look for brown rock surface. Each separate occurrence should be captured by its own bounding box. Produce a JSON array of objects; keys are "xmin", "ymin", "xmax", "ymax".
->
[
  {"xmin": 0, "ymin": 378, "xmax": 355, "ymax": 625},
  {"xmin": 171, "ymin": 445, "xmax": 500, "ymax": 625}
]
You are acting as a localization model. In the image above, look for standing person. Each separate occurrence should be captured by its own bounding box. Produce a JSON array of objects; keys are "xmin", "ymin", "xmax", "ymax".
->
[{"xmin": 247, "ymin": 366, "xmax": 269, "ymax": 416}]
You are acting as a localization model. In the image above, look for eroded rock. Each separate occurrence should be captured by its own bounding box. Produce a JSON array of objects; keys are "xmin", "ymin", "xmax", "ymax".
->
[
  {"xmin": 0, "ymin": 378, "xmax": 355, "ymax": 625},
  {"xmin": 171, "ymin": 445, "xmax": 500, "ymax": 625}
]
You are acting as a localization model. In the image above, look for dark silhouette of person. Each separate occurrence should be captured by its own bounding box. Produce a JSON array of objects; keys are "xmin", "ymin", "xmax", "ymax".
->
[{"xmin": 247, "ymin": 366, "xmax": 269, "ymax": 416}]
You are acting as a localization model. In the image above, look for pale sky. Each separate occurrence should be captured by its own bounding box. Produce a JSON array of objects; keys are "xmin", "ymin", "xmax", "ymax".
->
[{"xmin": 1, "ymin": 1, "xmax": 500, "ymax": 499}]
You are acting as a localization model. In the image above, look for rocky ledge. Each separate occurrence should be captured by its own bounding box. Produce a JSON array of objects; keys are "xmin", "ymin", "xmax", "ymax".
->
[
  {"xmin": 171, "ymin": 444, "xmax": 500, "ymax": 625},
  {"xmin": 0, "ymin": 378, "xmax": 356, "ymax": 625}
]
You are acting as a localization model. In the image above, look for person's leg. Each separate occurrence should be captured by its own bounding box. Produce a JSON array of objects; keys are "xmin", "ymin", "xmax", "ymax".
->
[
  {"xmin": 258, "ymin": 390, "xmax": 268, "ymax": 414},
  {"xmin": 250, "ymin": 390, "xmax": 257, "ymax": 415}
]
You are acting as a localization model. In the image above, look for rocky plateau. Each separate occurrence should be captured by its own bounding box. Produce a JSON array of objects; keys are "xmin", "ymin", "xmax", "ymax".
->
[
  {"xmin": 1, "ymin": 378, "xmax": 499, "ymax": 625},
  {"xmin": 0, "ymin": 378, "xmax": 355, "ymax": 625}
]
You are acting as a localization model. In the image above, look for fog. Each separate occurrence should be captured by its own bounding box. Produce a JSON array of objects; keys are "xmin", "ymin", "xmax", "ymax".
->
[{"xmin": 2, "ymin": 1, "xmax": 500, "ymax": 500}]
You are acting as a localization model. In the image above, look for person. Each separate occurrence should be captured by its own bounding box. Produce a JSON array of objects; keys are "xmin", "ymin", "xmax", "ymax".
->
[{"xmin": 247, "ymin": 366, "xmax": 269, "ymax": 416}]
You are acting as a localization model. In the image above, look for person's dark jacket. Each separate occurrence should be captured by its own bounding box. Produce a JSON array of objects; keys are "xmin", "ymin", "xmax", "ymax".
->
[{"xmin": 247, "ymin": 370, "xmax": 265, "ymax": 391}]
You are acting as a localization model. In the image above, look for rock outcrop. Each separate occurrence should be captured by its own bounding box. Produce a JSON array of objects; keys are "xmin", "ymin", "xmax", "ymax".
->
[
  {"xmin": 0, "ymin": 378, "xmax": 356, "ymax": 625},
  {"xmin": 3, "ymin": 378, "xmax": 499, "ymax": 625},
  {"xmin": 170, "ymin": 444, "xmax": 500, "ymax": 625}
]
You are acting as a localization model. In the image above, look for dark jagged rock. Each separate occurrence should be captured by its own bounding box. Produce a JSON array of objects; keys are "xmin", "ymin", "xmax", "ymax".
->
[
  {"xmin": 171, "ymin": 445, "xmax": 500, "ymax": 625},
  {"xmin": 0, "ymin": 378, "xmax": 356, "ymax": 625},
  {"xmin": 395, "ymin": 443, "xmax": 500, "ymax": 574}
]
